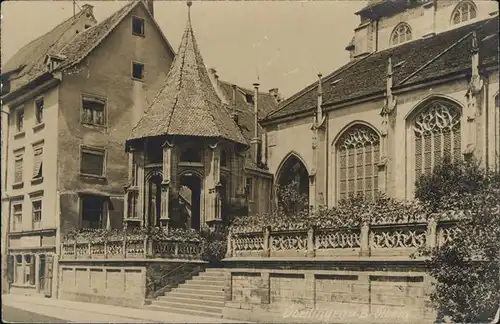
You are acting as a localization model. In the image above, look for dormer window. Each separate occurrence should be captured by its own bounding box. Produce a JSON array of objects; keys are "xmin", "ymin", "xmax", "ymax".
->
[
  {"xmin": 391, "ymin": 23, "xmax": 412, "ymax": 46},
  {"xmin": 245, "ymin": 94, "xmax": 254, "ymax": 105},
  {"xmin": 451, "ymin": 1, "xmax": 477, "ymax": 25},
  {"xmin": 132, "ymin": 16, "xmax": 145, "ymax": 36}
]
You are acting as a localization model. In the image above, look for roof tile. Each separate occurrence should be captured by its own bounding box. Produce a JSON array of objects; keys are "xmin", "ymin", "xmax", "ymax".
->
[
  {"xmin": 128, "ymin": 12, "xmax": 248, "ymax": 146},
  {"xmin": 265, "ymin": 17, "xmax": 499, "ymax": 122}
]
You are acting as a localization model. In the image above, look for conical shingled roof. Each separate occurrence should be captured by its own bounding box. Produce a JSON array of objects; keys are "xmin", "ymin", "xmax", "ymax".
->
[{"xmin": 128, "ymin": 6, "xmax": 248, "ymax": 146}]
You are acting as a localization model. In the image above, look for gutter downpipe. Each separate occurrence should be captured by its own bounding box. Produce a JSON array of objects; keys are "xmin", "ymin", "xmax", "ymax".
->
[{"xmin": 1, "ymin": 108, "xmax": 10, "ymax": 293}]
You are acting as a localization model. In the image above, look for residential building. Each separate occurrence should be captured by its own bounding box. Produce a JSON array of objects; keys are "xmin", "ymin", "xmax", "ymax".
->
[{"xmin": 1, "ymin": 0, "xmax": 176, "ymax": 297}]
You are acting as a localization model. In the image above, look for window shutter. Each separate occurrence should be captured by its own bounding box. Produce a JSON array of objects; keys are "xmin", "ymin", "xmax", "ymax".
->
[
  {"xmin": 7, "ymin": 255, "xmax": 14, "ymax": 284},
  {"xmin": 29, "ymin": 259, "xmax": 36, "ymax": 285},
  {"xmin": 33, "ymin": 148, "xmax": 43, "ymax": 178},
  {"xmin": 14, "ymin": 158, "xmax": 23, "ymax": 183}
]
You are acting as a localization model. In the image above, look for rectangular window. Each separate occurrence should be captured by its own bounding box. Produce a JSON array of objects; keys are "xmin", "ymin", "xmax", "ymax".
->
[
  {"xmin": 246, "ymin": 177, "xmax": 254, "ymax": 200},
  {"xmin": 32, "ymin": 145, "xmax": 43, "ymax": 179},
  {"xmin": 132, "ymin": 62, "xmax": 144, "ymax": 80},
  {"xmin": 35, "ymin": 98, "xmax": 44, "ymax": 124},
  {"xmin": 132, "ymin": 16, "xmax": 145, "ymax": 36},
  {"xmin": 32, "ymin": 200, "xmax": 42, "ymax": 229},
  {"xmin": 24, "ymin": 255, "xmax": 35, "ymax": 286},
  {"xmin": 81, "ymin": 196, "xmax": 105, "ymax": 229},
  {"xmin": 13, "ymin": 204, "xmax": 22, "ymax": 231},
  {"xmin": 16, "ymin": 108, "xmax": 24, "ymax": 132},
  {"xmin": 15, "ymin": 255, "xmax": 23, "ymax": 284},
  {"xmin": 81, "ymin": 95, "xmax": 106, "ymax": 126},
  {"xmin": 14, "ymin": 153, "xmax": 23, "ymax": 184},
  {"xmin": 80, "ymin": 147, "xmax": 105, "ymax": 177}
]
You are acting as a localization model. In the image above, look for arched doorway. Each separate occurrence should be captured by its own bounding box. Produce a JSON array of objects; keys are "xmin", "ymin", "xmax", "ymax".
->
[
  {"xmin": 146, "ymin": 172, "xmax": 162, "ymax": 227},
  {"xmin": 275, "ymin": 153, "xmax": 310, "ymax": 212},
  {"xmin": 179, "ymin": 172, "xmax": 202, "ymax": 230}
]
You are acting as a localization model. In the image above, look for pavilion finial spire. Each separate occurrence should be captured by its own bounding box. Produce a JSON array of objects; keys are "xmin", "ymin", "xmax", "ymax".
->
[{"xmin": 187, "ymin": 0, "xmax": 192, "ymax": 26}]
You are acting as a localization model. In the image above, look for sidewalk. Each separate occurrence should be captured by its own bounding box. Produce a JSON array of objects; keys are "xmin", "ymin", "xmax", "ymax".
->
[{"xmin": 2, "ymin": 294, "xmax": 248, "ymax": 323}]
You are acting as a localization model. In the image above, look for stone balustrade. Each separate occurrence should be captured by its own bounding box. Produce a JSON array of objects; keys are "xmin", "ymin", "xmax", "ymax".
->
[
  {"xmin": 226, "ymin": 218, "xmax": 461, "ymax": 258},
  {"xmin": 61, "ymin": 237, "xmax": 203, "ymax": 260}
]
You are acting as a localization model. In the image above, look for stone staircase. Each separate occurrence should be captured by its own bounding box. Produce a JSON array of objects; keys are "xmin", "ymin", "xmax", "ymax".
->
[{"xmin": 145, "ymin": 268, "xmax": 225, "ymax": 318}]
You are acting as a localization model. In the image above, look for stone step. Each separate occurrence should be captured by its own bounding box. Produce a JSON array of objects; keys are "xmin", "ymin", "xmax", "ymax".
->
[
  {"xmin": 173, "ymin": 286, "xmax": 225, "ymax": 295},
  {"xmin": 145, "ymin": 305, "xmax": 222, "ymax": 318},
  {"xmin": 176, "ymin": 283, "xmax": 224, "ymax": 292},
  {"xmin": 195, "ymin": 273, "xmax": 226, "ymax": 281},
  {"xmin": 186, "ymin": 279, "xmax": 224, "ymax": 286},
  {"xmin": 150, "ymin": 300, "xmax": 222, "ymax": 314},
  {"xmin": 203, "ymin": 268, "xmax": 226, "ymax": 275},
  {"xmin": 158, "ymin": 295, "xmax": 225, "ymax": 307},
  {"xmin": 166, "ymin": 291, "xmax": 225, "ymax": 302}
]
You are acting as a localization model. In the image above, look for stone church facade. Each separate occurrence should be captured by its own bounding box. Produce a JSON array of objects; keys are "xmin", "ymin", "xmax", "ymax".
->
[{"xmin": 262, "ymin": 0, "xmax": 499, "ymax": 208}]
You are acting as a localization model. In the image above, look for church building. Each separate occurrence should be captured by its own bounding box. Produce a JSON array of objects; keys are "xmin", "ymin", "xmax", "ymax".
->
[{"xmin": 262, "ymin": 0, "xmax": 499, "ymax": 208}]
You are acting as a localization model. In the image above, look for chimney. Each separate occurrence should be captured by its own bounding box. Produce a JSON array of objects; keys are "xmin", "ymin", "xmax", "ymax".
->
[
  {"xmin": 145, "ymin": 0, "xmax": 154, "ymax": 17},
  {"xmin": 231, "ymin": 84, "xmax": 239, "ymax": 123},
  {"xmin": 251, "ymin": 83, "xmax": 262, "ymax": 165},
  {"xmin": 268, "ymin": 88, "xmax": 283, "ymax": 103}
]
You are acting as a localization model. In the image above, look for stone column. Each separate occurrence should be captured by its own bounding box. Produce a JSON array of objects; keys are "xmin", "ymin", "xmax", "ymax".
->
[
  {"xmin": 137, "ymin": 152, "xmax": 146, "ymax": 226},
  {"xmin": 206, "ymin": 143, "xmax": 222, "ymax": 226},
  {"xmin": 160, "ymin": 141, "xmax": 174, "ymax": 229}
]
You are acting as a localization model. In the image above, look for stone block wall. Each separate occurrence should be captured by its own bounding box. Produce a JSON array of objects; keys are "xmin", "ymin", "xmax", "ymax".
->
[
  {"xmin": 222, "ymin": 262, "xmax": 436, "ymax": 324},
  {"xmin": 58, "ymin": 262, "xmax": 146, "ymax": 308}
]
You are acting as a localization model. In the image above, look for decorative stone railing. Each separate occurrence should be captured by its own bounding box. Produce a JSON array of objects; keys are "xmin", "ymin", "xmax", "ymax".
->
[
  {"xmin": 226, "ymin": 218, "xmax": 461, "ymax": 258},
  {"xmin": 61, "ymin": 237, "xmax": 203, "ymax": 260}
]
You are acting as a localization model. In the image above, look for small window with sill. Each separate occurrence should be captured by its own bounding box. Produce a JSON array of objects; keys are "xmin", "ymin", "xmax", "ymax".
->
[
  {"xmin": 12, "ymin": 204, "xmax": 22, "ymax": 232},
  {"xmin": 132, "ymin": 62, "xmax": 144, "ymax": 80},
  {"xmin": 32, "ymin": 144, "xmax": 43, "ymax": 180},
  {"xmin": 13, "ymin": 152, "xmax": 24, "ymax": 185},
  {"xmin": 246, "ymin": 177, "xmax": 254, "ymax": 200},
  {"xmin": 80, "ymin": 147, "xmax": 105, "ymax": 177},
  {"xmin": 82, "ymin": 95, "xmax": 106, "ymax": 126},
  {"xmin": 32, "ymin": 200, "xmax": 42, "ymax": 229},
  {"xmin": 451, "ymin": 1, "xmax": 477, "ymax": 25},
  {"xmin": 16, "ymin": 108, "xmax": 24, "ymax": 133},
  {"xmin": 81, "ymin": 195, "xmax": 106, "ymax": 229},
  {"xmin": 132, "ymin": 16, "xmax": 145, "ymax": 36},
  {"xmin": 35, "ymin": 98, "xmax": 44, "ymax": 124}
]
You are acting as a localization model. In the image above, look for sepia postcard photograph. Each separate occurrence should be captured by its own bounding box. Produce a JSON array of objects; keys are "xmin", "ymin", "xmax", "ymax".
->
[{"xmin": 1, "ymin": 0, "xmax": 499, "ymax": 323}]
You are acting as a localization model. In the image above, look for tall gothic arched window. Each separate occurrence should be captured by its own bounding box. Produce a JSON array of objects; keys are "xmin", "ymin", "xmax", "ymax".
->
[
  {"xmin": 412, "ymin": 99, "xmax": 462, "ymax": 177},
  {"xmin": 451, "ymin": 1, "xmax": 477, "ymax": 25},
  {"xmin": 391, "ymin": 23, "xmax": 412, "ymax": 46},
  {"xmin": 336, "ymin": 125, "xmax": 380, "ymax": 201}
]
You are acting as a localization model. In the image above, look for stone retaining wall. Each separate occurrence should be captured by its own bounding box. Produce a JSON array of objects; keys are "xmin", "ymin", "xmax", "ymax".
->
[{"xmin": 221, "ymin": 260, "xmax": 437, "ymax": 324}]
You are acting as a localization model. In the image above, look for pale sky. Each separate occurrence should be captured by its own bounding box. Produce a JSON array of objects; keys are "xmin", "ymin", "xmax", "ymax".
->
[{"xmin": 1, "ymin": 0, "xmax": 367, "ymax": 98}]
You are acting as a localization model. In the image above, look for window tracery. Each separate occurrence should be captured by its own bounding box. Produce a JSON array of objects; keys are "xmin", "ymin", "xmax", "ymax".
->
[
  {"xmin": 391, "ymin": 23, "xmax": 412, "ymax": 46},
  {"xmin": 412, "ymin": 100, "xmax": 462, "ymax": 176},
  {"xmin": 451, "ymin": 1, "xmax": 477, "ymax": 25},
  {"xmin": 336, "ymin": 125, "xmax": 380, "ymax": 201}
]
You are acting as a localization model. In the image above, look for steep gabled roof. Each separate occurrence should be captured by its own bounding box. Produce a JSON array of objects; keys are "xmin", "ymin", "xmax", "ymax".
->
[
  {"xmin": 217, "ymin": 80, "xmax": 278, "ymax": 171},
  {"xmin": 57, "ymin": 0, "xmax": 175, "ymax": 72},
  {"xmin": 128, "ymin": 6, "xmax": 248, "ymax": 146},
  {"xmin": 2, "ymin": 5, "xmax": 97, "ymax": 93},
  {"xmin": 264, "ymin": 16, "xmax": 499, "ymax": 123}
]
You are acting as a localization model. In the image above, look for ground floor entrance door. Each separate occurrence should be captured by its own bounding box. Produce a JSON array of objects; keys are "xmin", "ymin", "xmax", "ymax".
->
[
  {"xmin": 43, "ymin": 255, "xmax": 53, "ymax": 298},
  {"xmin": 180, "ymin": 173, "xmax": 202, "ymax": 231}
]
